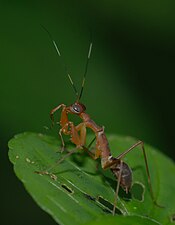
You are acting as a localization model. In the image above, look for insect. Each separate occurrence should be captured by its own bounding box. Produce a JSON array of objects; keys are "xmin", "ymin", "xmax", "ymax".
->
[{"xmin": 38, "ymin": 28, "xmax": 161, "ymax": 215}]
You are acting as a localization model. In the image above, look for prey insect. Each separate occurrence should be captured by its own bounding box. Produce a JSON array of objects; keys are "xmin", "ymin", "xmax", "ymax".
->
[{"xmin": 37, "ymin": 29, "xmax": 161, "ymax": 215}]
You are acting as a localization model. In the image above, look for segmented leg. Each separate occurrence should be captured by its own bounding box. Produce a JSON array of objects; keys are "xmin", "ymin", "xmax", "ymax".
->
[
  {"xmin": 71, "ymin": 122, "xmax": 87, "ymax": 147},
  {"xmin": 35, "ymin": 148, "xmax": 78, "ymax": 175},
  {"xmin": 50, "ymin": 104, "xmax": 66, "ymax": 127},
  {"xmin": 112, "ymin": 160, "xmax": 123, "ymax": 215},
  {"xmin": 103, "ymin": 140, "xmax": 162, "ymax": 207},
  {"xmin": 59, "ymin": 123, "xmax": 70, "ymax": 152},
  {"xmin": 82, "ymin": 145, "xmax": 101, "ymax": 160}
]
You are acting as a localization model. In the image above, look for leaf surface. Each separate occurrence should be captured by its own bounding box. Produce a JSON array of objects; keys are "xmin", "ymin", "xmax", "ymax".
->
[{"xmin": 8, "ymin": 132, "xmax": 175, "ymax": 225}]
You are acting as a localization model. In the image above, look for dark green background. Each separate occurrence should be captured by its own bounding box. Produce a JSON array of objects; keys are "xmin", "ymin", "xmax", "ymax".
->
[{"xmin": 1, "ymin": 1, "xmax": 175, "ymax": 225}]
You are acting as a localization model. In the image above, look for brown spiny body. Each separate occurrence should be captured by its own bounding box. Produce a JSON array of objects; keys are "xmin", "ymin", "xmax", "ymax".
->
[
  {"xmin": 37, "ymin": 33, "xmax": 159, "ymax": 215},
  {"xmin": 50, "ymin": 101, "xmax": 133, "ymax": 194}
]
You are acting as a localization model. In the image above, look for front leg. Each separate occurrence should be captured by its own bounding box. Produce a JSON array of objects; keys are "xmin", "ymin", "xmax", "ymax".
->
[
  {"xmin": 59, "ymin": 123, "xmax": 70, "ymax": 152},
  {"xmin": 69, "ymin": 122, "xmax": 86, "ymax": 148},
  {"xmin": 50, "ymin": 104, "xmax": 66, "ymax": 127},
  {"xmin": 52, "ymin": 105, "xmax": 70, "ymax": 151},
  {"xmin": 82, "ymin": 146, "xmax": 97, "ymax": 160}
]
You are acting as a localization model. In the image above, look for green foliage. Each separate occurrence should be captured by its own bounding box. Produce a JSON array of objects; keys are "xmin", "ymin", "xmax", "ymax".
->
[{"xmin": 8, "ymin": 132, "xmax": 175, "ymax": 225}]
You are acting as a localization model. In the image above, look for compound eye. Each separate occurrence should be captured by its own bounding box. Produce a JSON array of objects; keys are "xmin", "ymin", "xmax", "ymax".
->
[{"xmin": 72, "ymin": 104, "xmax": 81, "ymax": 113}]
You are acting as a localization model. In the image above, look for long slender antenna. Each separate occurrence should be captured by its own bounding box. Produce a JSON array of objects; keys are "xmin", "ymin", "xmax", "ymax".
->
[
  {"xmin": 67, "ymin": 74, "xmax": 79, "ymax": 97},
  {"xmin": 77, "ymin": 42, "xmax": 93, "ymax": 101},
  {"xmin": 41, "ymin": 25, "xmax": 79, "ymax": 97}
]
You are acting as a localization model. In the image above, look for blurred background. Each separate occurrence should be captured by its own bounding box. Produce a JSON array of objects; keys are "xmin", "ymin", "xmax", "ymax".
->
[{"xmin": 1, "ymin": 0, "xmax": 175, "ymax": 224}]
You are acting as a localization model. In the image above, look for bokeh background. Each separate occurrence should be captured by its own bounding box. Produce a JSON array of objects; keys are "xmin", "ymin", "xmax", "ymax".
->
[{"xmin": 1, "ymin": 1, "xmax": 175, "ymax": 225}]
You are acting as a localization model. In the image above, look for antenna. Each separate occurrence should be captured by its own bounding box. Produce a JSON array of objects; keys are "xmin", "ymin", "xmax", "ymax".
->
[
  {"xmin": 77, "ymin": 42, "xmax": 93, "ymax": 101},
  {"xmin": 41, "ymin": 25, "xmax": 79, "ymax": 97},
  {"xmin": 67, "ymin": 74, "xmax": 79, "ymax": 97}
]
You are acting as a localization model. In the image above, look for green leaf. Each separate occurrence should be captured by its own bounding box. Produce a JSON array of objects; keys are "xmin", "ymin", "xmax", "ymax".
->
[
  {"xmin": 85, "ymin": 215, "xmax": 160, "ymax": 225},
  {"xmin": 8, "ymin": 132, "xmax": 175, "ymax": 225}
]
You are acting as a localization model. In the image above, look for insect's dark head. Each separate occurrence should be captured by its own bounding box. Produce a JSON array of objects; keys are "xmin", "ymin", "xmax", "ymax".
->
[{"xmin": 69, "ymin": 102, "xmax": 86, "ymax": 115}]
